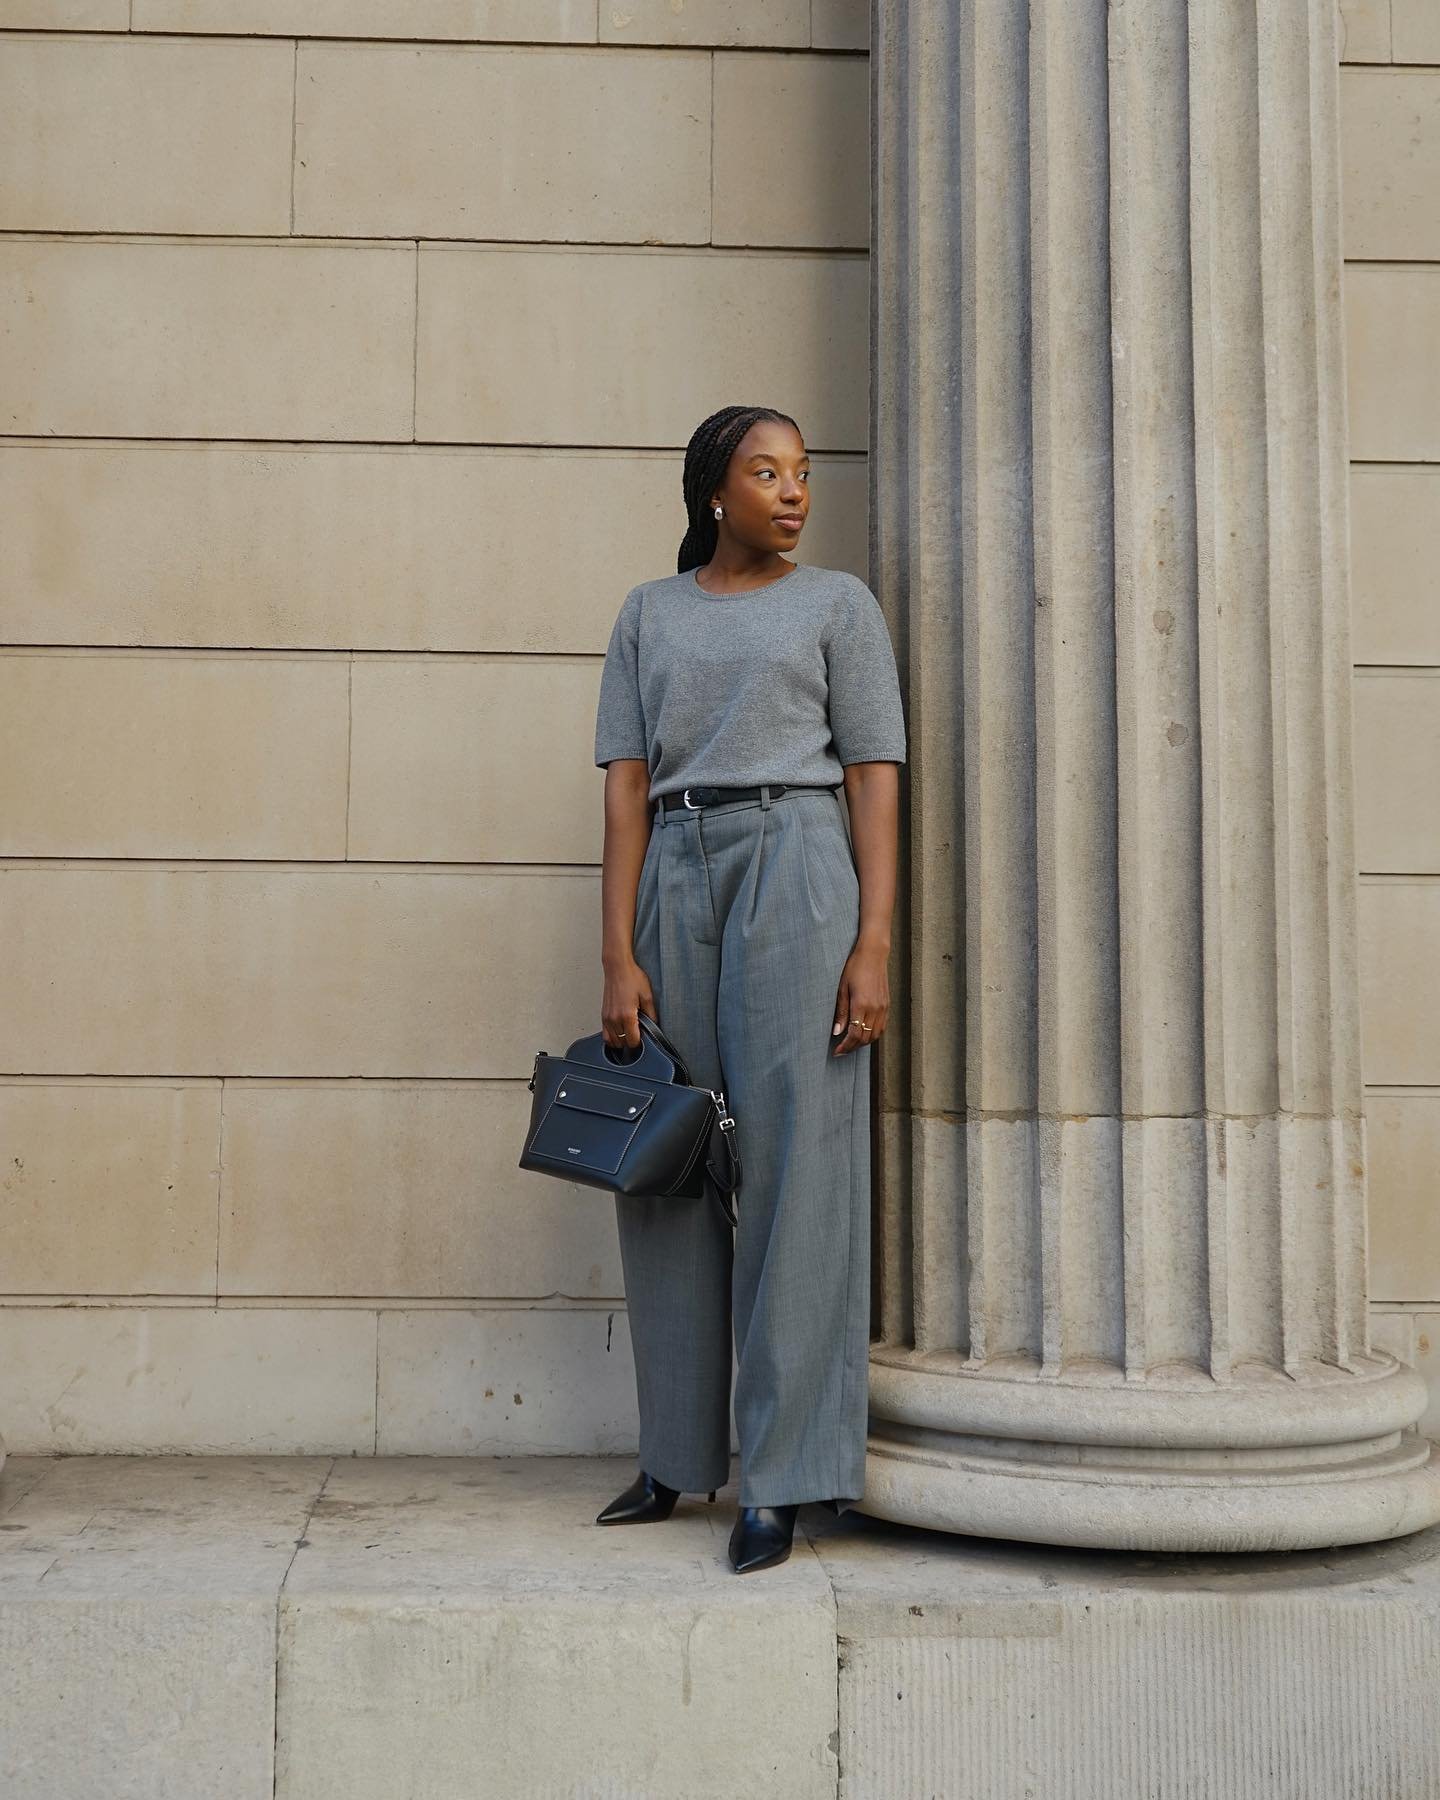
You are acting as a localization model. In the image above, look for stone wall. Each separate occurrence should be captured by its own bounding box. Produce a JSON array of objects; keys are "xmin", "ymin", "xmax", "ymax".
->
[
  {"xmin": 0, "ymin": 4, "xmax": 869, "ymax": 1453},
  {"xmin": 0, "ymin": 0, "xmax": 1436, "ymax": 1455}
]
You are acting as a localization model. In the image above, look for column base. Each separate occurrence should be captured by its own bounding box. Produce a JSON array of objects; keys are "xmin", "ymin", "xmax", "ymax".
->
[{"xmin": 860, "ymin": 1351, "xmax": 1440, "ymax": 1551}]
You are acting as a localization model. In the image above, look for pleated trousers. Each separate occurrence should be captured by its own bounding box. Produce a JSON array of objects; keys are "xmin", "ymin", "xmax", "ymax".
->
[{"xmin": 616, "ymin": 782, "xmax": 871, "ymax": 1509}]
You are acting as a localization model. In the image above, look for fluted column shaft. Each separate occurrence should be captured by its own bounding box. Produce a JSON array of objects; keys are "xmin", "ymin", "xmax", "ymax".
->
[{"xmin": 863, "ymin": 0, "xmax": 1440, "ymax": 1550}]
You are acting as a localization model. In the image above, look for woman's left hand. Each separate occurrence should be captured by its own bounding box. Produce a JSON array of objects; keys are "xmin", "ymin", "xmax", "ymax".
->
[{"xmin": 831, "ymin": 943, "xmax": 890, "ymax": 1055}]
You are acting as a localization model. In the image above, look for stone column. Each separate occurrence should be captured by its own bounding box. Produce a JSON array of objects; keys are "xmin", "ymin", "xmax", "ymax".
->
[{"xmin": 863, "ymin": 0, "xmax": 1440, "ymax": 1550}]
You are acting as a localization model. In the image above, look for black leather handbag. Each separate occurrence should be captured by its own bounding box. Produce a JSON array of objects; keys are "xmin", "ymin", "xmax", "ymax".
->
[{"xmin": 519, "ymin": 1011, "xmax": 742, "ymax": 1227}]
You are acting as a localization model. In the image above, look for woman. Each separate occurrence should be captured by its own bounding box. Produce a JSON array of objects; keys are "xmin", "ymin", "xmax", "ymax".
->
[{"xmin": 591, "ymin": 403, "xmax": 906, "ymax": 1574}]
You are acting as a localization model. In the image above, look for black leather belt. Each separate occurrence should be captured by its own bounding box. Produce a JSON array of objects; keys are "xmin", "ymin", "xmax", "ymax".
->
[{"xmin": 659, "ymin": 782, "xmax": 839, "ymax": 815}]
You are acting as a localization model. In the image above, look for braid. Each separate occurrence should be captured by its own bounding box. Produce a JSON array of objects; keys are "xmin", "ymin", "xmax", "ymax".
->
[{"xmin": 677, "ymin": 404, "xmax": 799, "ymax": 574}]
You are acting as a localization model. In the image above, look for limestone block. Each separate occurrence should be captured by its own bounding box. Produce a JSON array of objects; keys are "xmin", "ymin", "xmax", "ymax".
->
[
  {"xmin": 1340, "ymin": 67, "xmax": 1440, "ymax": 259},
  {"xmin": 0, "ymin": 35, "xmax": 292, "ymax": 234},
  {"xmin": 713, "ymin": 52, "xmax": 869, "ymax": 247},
  {"xmin": 348, "ymin": 656, "xmax": 600, "ymax": 861},
  {"xmin": 1416, "ymin": 1319, "xmax": 1440, "ymax": 1437},
  {"xmin": 1370, "ymin": 1308, "xmax": 1417, "ymax": 1364},
  {"xmin": 597, "ymin": 0, "xmax": 808, "ymax": 46},
  {"xmin": 1345, "ymin": 266, "xmax": 1440, "ymax": 460},
  {"xmin": 217, "ymin": 1081, "xmax": 624, "ymax": 1298},
  {"xmin": 375, "ymin": 1306, "xmax": 640, "ymax": 1454},
  {"xmin": 295, "ymin": 42, "xmax": 708, "ymax": 241},
  {"xmin": 1338, "ymin": 0, "xmax": 1392, "ymax": 60},
  {"xmin": 1394, "ymin": 0, "xmax": 1440, "ymax": 63},
  {"xmin": 811, "ymin": 1512, "xmax": 1440, "ymax": 1800},
  {"xmin": 1366, "ymin": 1094, "xmax": 1440, "ymax": 1303},
  {"xmin": 0, "ymin": 653, "xmax": 349, "ymax": 858},
  {"xmin": 1349, "ymin": 466, "xmax": 1440, "ymax": 663},
  {"xmin": 0, "ymin": 1308, "xmax": 377, "ymax": 1453},
  {"xmin": 276, "ymin": 1458, "xmax": 837, "ymax": 1799},
  {"xmin": 1353, "ymin": 673, "xmax": 1440, "ymax": 872},
  {"xmin": 0, "ymin": 443, "xmax": 870, "ymax": 650},
  {"xmin": 132, "ymin": 0, "xmax": 595, "ymax": 36},
  {"xmin": 1359, "ymin": 880, "xmax": 1440, "ymax": 1082},
  {"xmin": 0, "ymin": 0, "xmax": 125, "ymax": 22},
  {"xmin": 0, "ymin": 1081, "xmax": 221, "ymax": 1296},
  {"xmin": 0, "ymin": 867, "xmax": 596, "ymax": 1076},
  {"xmin": 0, "ymin": 240, "xmax": 415, "ymax": 441},
  {"xmin": 415, "ymin": 245, "xmax": 868, "ymax": 448},
  {"xmin": 0, "ymin": 1456, "xmax": 331, "ymax": 1798},
  {"xmin": 812, "ymin": 0, "xmax": 868, "ymax": 51}
]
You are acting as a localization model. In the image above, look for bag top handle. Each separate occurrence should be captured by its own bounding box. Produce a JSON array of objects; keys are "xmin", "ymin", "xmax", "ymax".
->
[{"xmin": 561, "ymin": 1009, "xmax": 691, "ymax": 1087}]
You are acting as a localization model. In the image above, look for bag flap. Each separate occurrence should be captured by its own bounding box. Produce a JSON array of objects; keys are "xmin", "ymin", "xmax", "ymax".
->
[{"xmin": 552, "ymin": 1075, "xmax": 655, "ymax": 1123}]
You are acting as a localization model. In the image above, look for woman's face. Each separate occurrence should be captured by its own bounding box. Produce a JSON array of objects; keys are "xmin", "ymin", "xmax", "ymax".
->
[{"xmin": 710, "ymin": 420, "xmax": 810, "ymax": 553}]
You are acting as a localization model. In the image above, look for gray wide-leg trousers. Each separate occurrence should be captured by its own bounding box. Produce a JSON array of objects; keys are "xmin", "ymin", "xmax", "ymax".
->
[{"xmin": 616, "ymin": 782, "xmax": 872, "ymax": 1510}]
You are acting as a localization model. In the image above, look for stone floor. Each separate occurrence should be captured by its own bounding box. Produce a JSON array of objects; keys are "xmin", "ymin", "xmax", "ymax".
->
[{"xmin": 3, "ymin": 1452, "xmax": 1439, "ymax": 1798}]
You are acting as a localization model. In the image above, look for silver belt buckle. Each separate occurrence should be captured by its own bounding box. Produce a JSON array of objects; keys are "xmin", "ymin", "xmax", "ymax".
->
[{"xmin": 683, "ymin": 785, "xmax": 718, "ymax": 810}]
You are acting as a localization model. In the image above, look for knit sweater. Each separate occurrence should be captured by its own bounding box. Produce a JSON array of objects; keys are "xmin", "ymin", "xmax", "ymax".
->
[{"xmin": 593, "ymin": 562, "xmax": 907, "ymax": 801}]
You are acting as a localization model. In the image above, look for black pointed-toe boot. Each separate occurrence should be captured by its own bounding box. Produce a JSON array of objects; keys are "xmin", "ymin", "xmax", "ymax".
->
[
  {"xmin": 595, "ymin": 1468, "xmax": 717, "ymax": 1526},
  {"xmin": 728, "ymin": 1503, "xmax": 799, "ymax": 1572}
]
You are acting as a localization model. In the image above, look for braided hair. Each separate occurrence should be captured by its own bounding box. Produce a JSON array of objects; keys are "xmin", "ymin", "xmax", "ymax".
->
[{"xmin": 677, "ymin": 404, "xmax": 800, "ymax": 574}]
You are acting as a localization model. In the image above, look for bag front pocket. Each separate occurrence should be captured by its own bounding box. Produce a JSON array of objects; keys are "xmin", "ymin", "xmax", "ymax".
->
[{"xmin": 528, "ymin": 1075, "xmax": 655, "ymax": 1176}]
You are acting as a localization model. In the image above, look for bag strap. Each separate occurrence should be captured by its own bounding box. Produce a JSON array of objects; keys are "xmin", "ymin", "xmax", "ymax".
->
[
  {"xmin": 704, "ymin": 1096, "xmax": 741, "ymax": 1229},
  {"xmin": 635, "ymin": 1008, "xmax": 692, "ymax": 1083}
]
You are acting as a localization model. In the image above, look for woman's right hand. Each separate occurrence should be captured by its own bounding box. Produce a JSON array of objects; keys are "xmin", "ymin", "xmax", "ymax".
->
[{"xmin": 602, "ymin": 956, "xmax": 658, "ymax": 1050}]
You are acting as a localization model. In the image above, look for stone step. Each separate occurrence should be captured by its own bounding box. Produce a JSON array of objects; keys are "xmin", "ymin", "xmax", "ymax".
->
[
  {"xmin": 3, "ymin": 1453, "xmax": 1439, "ymax": 1799},
  {"xmin": 0, "ymin": 1453, "xmax": 838, "ymax": 1799}
]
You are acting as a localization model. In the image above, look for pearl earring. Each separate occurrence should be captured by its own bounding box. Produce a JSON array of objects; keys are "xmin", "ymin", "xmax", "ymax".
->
[{"xmin": 713, "ymin": 506, "xmax": 723, "ymax": 520}]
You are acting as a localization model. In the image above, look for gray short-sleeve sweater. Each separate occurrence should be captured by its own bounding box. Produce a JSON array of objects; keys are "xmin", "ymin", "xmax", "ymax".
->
[{"xmin": 593, "ymin": 562, "xmax": 907, "ymax": 801}]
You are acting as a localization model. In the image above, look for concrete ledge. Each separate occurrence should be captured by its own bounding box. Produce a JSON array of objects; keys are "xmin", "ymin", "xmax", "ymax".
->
[
  {"xmin": 3, "ymin": 1454, "xmax": 1440, "ymax": 1799},
  {"xmin": 812, "ymin": 1509, "xmax": 1440, "ymax": 1799},
  {"xmin": 274, "ymin": 1459, "xmax": 837, "ymax": 1798},
  {"xmin": 0, "ymin": 1454, "xmax": 837, "ymax": 1800}
]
